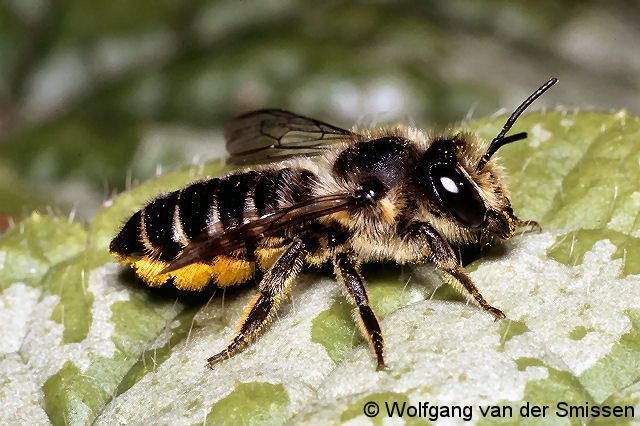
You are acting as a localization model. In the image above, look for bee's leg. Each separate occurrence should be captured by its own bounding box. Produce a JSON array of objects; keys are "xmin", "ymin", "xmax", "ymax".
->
[
  {"xmin": 403, "ymin": 222, "xmax": 505, "ymax": 320},
  {"xmin": 333, "ymin": 253, "xmax": 387, "ymax": 370},
  {"xmin": 244, "ymin": 242, "xmax": 265, "ymax": 284},
  {"xmin": 207, "ymin": 240, "xmax": 308, "ymax": 367},
  {"xmin": 505, "ymin": 205, "xmax": 541, "ymax": 232},
  {"xmin": 514, "ymin": 218, "xmax": 542, "ymax": 232}
]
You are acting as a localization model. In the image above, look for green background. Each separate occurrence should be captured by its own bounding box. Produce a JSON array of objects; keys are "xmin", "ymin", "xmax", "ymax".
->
[{"xmin": 1, "ymin": 0, "xmax": 639, "ymax": 219}]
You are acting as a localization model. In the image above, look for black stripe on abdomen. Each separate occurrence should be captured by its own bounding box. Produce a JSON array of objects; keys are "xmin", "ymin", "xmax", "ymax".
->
[
  {"xmin": 217, "ymin": 171, "xmax": 259, "ymax": 229},
  {"xmin": 253, "ymin": 168, "xmax": 281, "ymax": 216},
  {"xmin": 253, "ymin": 167, "xmax": 317, "ymax": 217},
  {"xmin": 142, "ymin": 191, "xmax": 182, "ymax": 261},
  {"xmin": 109, "ymin": 210, "xmax": 145, "ymax": 256},
  {"xmin": 287, "ymin": 168, "xmax": 316, "ymax": 202},
  {"xmin": 177, "ymin": 178, "xmax": 220, "ymax": 240}
]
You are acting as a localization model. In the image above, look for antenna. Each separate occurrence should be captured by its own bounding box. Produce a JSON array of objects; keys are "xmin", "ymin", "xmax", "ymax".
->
[{"xmin": 477, "ymin": 77, "xmax": 558, "ymax": 170}]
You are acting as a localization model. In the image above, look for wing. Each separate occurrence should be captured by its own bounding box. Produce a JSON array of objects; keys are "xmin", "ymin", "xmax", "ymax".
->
[
  {"xmin": 160, "ymin": 192, "xmax": 362, "ymax": 274},
  {"xmin": 224, "ymin": 109, "xmax": 354, "ymax": 165}
]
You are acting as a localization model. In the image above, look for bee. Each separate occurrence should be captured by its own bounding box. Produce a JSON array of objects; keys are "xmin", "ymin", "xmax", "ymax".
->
[{"xmin": 110, "ymin": 78, "xmax": 557, "ymax": 370}]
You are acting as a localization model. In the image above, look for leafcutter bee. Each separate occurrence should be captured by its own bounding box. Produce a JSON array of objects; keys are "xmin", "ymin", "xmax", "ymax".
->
[{"xmin": 110, "ymin": 78, "xmax": 557, "ymax": 369}]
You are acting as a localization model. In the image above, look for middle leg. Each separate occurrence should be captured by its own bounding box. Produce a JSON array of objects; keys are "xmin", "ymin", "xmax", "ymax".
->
[{"xmin": 333, "ymin": 252, "xmax": 387, "ymax": 370}]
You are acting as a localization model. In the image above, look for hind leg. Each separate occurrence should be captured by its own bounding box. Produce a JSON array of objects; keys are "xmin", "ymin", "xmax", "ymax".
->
[{"xmin": 207, "ymin": 239, "xmax": 308, "ymax": 367}]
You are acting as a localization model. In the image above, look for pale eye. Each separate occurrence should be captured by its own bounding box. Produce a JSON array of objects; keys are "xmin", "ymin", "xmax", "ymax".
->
[{"xmin": 440, "ymin": 176, "xmax": 459, "ymax": 194}]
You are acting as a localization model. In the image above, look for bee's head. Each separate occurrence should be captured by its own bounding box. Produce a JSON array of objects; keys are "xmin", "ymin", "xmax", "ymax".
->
[{"xmin": 412, "ymin": 78, "xmax": 557, "ymax": 236}]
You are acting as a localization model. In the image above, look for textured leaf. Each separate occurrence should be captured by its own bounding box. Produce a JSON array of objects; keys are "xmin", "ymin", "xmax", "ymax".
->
[{"xmin": 2, "ymin": 111, "xmax": 640, "ymax": 425}]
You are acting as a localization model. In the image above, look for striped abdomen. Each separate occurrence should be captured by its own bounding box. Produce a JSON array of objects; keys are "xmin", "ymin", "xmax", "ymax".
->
[{"xmin": 109, "ymin": 167, "xmax": 317, "ymax": 291}]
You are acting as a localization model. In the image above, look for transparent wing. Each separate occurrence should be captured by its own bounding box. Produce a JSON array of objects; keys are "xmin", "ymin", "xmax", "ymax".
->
[
  {"xmin": 224, "ymin": 109, "xmax": 354, "ymax": 165},
  {"xmin": 160, "ymin": 192, "xmax": 362, "ymax": 274}
]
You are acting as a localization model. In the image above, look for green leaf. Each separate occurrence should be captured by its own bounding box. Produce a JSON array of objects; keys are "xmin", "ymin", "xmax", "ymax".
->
[{"xmin": 2, "ymin": 111, "xmax": 640, "ymax": 425}]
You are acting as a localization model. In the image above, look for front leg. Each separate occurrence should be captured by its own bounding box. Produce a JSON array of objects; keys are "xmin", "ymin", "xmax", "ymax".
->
[
  {"xmin": 514, "ymin": 217, "xmax": 542, "ymax": 232},
  {"xmin": 402, "ymin": 222, "xmax": 505, "ymax": 320},
  {"xmin": 486, "ymin": 205, "xmax": 541, "ymax": 238}
]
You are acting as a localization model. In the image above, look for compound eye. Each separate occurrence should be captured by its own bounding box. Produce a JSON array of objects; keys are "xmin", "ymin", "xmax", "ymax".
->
[{"xmin": 431, "ymin": 166, "xmax": 486, "ymax": 228}]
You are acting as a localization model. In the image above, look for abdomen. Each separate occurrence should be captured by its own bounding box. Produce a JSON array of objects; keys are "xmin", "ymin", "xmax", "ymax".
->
[{"xmin": 109, "ymin": 166, "xmax": 316, "ymax": 291}]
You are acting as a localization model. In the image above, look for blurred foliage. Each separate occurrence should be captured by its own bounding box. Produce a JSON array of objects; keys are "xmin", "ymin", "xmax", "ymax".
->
[{"xmin": 0, "ymin": 0, "xmax": 639, "ymax": 219}]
